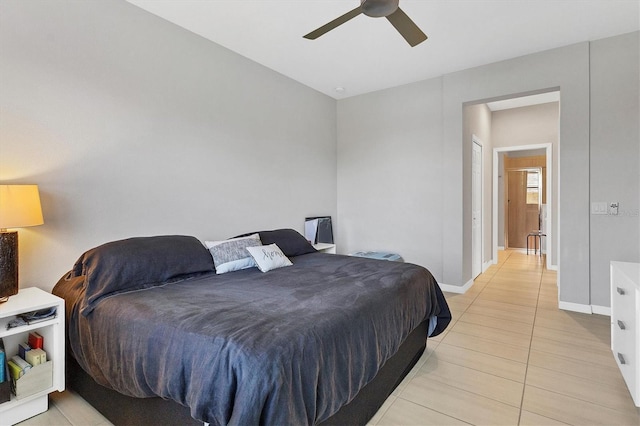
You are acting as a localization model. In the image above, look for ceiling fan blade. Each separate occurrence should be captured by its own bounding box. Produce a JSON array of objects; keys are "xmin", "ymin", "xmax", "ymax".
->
[
  {"xmin": 386, "ymin": 7, "xmax": 427, "ymax": 47},
  {"xmin": 303, "ymin": 6, "xmax": 363, "ymax": 40}
]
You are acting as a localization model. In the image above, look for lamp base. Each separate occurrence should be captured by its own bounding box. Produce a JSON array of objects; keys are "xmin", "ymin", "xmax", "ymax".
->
[{"xmin": 0, "ymin": 231, "xmax": 19, "ymax": 302}]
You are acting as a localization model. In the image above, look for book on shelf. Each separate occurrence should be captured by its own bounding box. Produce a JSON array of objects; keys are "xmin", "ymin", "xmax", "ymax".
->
[
  {"xmin": 0, "ymin": 348, "xmax": 4, "ymax": 383},
  {"xmin": 0, "ymin": 339, "xmax": 9, "ymax": 404},
  {"xmin": 7, "ymin": 360, "xmax": 23, "ymax": 380},
  {"xmin": 26, "ymin": 349, "xmax": 46, "ymax": 367},
  {"xmin": 18, "ymin": 342, "xmax": 30, "ymax": 359},
  {"xmin": 28, "ymin": 332, "xmax": 43, "ymax": 350},
  {"xmin": 26, "ymin": 350, "xmax": 39, "ymax": 367},
  {"xmin": 10, "ymin": 356, "xmax": 31, "ymax": 373}
]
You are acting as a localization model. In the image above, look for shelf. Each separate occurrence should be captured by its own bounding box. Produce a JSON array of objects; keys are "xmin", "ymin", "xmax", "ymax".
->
[
  {"xmin": 0, "ymin": 316, "xmax": 61, "ymax": 339},
  {"xmin": 0, "ymin": 287, "xmax": 65, "ymax": 424}
]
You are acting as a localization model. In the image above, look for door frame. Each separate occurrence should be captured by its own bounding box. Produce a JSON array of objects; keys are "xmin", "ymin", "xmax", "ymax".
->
[
  {"xmin": 493, "ymin": 143, "xmax": 553, "ymax": 269},
  {"xmin": 472, "ymin": 136, "xmax": 483, "ymax": 278}
]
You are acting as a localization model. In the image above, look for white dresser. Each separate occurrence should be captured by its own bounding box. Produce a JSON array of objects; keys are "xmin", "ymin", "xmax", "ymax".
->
[{"xmin": 610, "ymin": 261, "xmax": 640, "ymax": 407}]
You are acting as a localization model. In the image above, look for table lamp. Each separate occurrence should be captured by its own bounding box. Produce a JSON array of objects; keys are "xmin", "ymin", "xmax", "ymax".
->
[{"xmin": 0, "ymin": 185, "xmax": 44, "ymax": 303}]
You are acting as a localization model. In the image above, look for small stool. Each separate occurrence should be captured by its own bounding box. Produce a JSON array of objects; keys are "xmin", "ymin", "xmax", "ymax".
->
[{"xmin": 526, "ymin": 231, "xmax": 546, "ymax": 255}]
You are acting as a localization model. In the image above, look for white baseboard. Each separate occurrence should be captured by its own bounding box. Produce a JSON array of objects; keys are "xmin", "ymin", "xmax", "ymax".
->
[
  {"xmin": 558, "ymin": 302, "xmax": 611, "ymax": 316},
  {"xmin": 558, "ymin": 301, "xmax": 593, "ymax": 314},
  {"xmin": 547, "ymin": 264, "xmax": 558, "ymax": 271},
  {"xmin": 438, "ymin": 278, "xmax": 474, "ymax": 294},
  {"xmin": 482, "ymin": 260, "xmax": 492, "ymax": 272},
  {"xmin": 498, "ymin": 246, "xmax": 505, "ymax": 250},
  {"xmin": 592, "ymin": 305, "xmax": 611, "ymax": 316}
]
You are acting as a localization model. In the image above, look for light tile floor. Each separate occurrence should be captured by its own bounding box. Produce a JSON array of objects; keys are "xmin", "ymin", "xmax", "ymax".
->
[
  {"xmin": 17, "ymin": 250, "xmax": 640, "ymax": 425},
  {"xmin": 369, "ymin": 250, "xmax": 640, "ymax": 425}
]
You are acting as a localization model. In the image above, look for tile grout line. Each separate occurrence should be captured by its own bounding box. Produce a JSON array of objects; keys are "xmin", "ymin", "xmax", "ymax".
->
[
  {"xmin": 50, "ymin": 393, "xmax": 85, "ymax": 426},
  {"xmin": 516, "ymin": 254, "xmax": 545, "ymax": 425}
]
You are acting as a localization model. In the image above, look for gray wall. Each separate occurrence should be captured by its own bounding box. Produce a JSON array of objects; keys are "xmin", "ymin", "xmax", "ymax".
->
[
  {"xmin": 337, "ymin": 78, "xmax": 445, "ymax": 280},
  {"xmin": 589, "ymin": 31, "xmax": 640, "ymax": 308},
  {"xmin": 338, "ymin": 41, "xmax": 591, "ymax": 292},
  {"xmin": 338, "ymin": 32, "xmax": 639, "ymax": 309},
  {"xmin": 0, "ymin": 0, "xmax": 337, "ymax": 291}
]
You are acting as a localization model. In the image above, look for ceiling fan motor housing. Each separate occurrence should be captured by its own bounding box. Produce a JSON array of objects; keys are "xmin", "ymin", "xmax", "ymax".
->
[{"xmin": 360, "ymin": 0, "xmax": 399, "ymax": 17}]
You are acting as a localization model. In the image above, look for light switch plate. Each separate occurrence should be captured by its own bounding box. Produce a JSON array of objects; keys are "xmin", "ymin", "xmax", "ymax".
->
[{"xmin": 591, "ymin": 202, "xmax": 608, "ymax": 215}]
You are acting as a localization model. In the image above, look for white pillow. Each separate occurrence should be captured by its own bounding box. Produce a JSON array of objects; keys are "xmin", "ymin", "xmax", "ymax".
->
[
  {"xmin": 204, "ymin": 234, "xmax": 262, "ymax": 274},
  {"xmin": 246, "ymin": 244, "xmax": 293, "ymax": 273}
]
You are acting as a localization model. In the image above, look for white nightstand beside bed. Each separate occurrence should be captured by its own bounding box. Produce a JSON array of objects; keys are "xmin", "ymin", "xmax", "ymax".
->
[{"xmin": 313, "ymin": 243, "xmax": 336, "ymax": 254}]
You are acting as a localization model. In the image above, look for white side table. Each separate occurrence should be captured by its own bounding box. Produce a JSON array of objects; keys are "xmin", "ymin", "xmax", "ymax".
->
[
  {"xmin": 0, "ymin": 287, "xmax": 65, "ymax": 424},
  {"xmin": 313, "ymin": 243, "xmax": 336, "ymax": 254}
]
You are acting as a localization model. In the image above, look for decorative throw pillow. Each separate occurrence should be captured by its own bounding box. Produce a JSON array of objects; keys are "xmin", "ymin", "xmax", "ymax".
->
[
  {"xmin": 205, "ymin": 234, "xmax": 262, "ymax": 274},
  {"xmin": 232, "ymin": 229, "xmax": 317, "ymax": 257},
  {"xmin": 246, "ymin": 244, "xmax": 293, "ymax": 273}
]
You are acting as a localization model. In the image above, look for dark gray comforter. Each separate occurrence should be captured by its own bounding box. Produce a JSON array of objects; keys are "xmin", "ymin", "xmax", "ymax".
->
[{"xmin": 54, "ymin": 253, "xmax": 450, "ymax": 425}]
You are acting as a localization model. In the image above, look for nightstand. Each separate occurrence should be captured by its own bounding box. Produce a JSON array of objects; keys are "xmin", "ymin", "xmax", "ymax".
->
[
  {"xmin": 313, "ymin": 243, "xmax": 336, "ymax": 254},
  {"xmin": 0, "ymin": 287, "xmax": 65, "ymax": 425}
]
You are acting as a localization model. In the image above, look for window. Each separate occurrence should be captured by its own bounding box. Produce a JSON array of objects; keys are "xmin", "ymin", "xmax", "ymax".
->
[{"xmin": 526, "ymin": 171, "xmax": 540, "ymax": 204}]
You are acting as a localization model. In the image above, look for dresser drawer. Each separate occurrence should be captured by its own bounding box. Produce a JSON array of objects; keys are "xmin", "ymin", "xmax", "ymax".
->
[
  {"xmin": 610, "ymin": 261, "xmax": 640, "ymax": 407},
  {"xmin": 611, "ymin": 277, "xmax": 637, "ymax": 357},
  {"xmin": 611, "ymin": 282, "xmax": 637, "ymax": 320},
  {"xmin": 612, "ymin": 321, "xmax": 637, "ymax": 401}
]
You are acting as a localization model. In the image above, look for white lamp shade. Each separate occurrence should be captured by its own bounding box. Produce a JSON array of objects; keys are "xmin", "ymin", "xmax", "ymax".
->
[{"xmin": 0, "ymin": 185, "xmax": 44, "ymax": 229}]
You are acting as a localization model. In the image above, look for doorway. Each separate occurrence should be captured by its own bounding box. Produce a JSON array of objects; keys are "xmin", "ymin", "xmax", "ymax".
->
[
  {"xmin": 493, "ymin": 143, "xmax": 553, "ymax": 269},
  {"xmin": 506, "ymin": 168, "xmax": 542, "ymax": 249},
  {"xmin": 465, "ymin": 90, "xmax": 559, "ymax": 277}
]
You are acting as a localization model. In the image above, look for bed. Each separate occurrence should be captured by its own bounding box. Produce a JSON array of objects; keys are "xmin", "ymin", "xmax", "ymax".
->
[{"xmin": 52, "ymin": 230, "xmax": 451, "ymax": 425}]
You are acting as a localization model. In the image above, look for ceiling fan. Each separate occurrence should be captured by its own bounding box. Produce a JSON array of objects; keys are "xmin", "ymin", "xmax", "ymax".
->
[{"xmin": 303, "ymin": 0, "xmax": 427, "ymax": 47}]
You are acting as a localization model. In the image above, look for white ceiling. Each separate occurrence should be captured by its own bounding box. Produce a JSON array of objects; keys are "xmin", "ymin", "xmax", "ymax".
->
[{"xmin": 126, "ymin": 0, "xmax": 639, "ymax": 99}]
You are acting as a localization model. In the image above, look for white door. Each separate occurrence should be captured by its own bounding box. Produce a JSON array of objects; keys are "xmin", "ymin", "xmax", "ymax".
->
[{"xmin": 472, "ymin": 138, "xmax": 482, "ymax": 278}]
